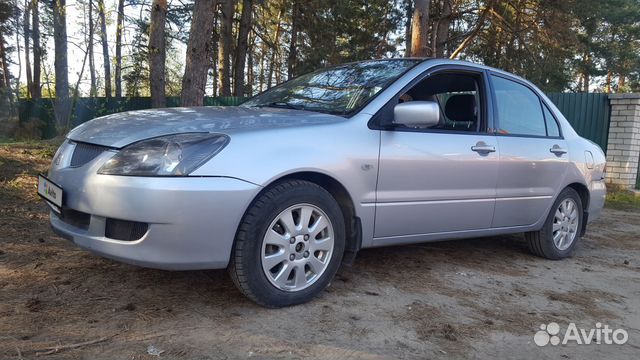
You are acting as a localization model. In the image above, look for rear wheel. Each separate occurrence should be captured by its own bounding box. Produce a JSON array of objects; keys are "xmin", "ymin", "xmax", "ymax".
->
[
  {"xmin": 526, "ymin": 187, "xmax": 583, "ymax": 260},
  {"xmin": 228, "ymin": 179, "xmax": 345, "ymax": 307}
]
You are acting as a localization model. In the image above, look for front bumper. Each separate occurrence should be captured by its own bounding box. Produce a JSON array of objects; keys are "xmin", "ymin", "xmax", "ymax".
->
[{"xmin": 47, "ymin": 150, "xmax": 261, "ymax": 270}]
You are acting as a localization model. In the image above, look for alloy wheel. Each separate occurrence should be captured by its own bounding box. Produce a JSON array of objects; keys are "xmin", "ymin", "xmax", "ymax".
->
[
  {"xmin": 552, "ymin": 198, "xmax": 579, "ymax": 251},
  {"xmin": 261, "ymin": 204, "xmax": 335, "ymax": 292}
]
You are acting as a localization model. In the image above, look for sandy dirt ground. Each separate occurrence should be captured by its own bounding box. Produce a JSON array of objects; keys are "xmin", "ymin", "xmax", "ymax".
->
[{"xmin": 1, "ymin": 142, "xmax": 639, "ymax": 360}]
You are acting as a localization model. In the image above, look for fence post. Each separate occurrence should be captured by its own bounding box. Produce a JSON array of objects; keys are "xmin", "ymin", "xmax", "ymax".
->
[{"xmin": 606, "ymin": 94, "xmax": 640, "ymax": 189}]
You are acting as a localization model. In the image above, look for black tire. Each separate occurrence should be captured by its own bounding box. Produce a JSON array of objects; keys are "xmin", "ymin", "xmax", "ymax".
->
[
  {"xmin": 228, "ymin": 179, "xmax": 345, "ymax": 307},
  {"xmin": 526, "ymin": 187, "xmax": 583, "ymax": 260}
]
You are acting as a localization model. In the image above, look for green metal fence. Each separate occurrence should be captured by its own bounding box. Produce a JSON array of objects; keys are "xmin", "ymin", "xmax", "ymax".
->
[
  {"xmin": 18, "ymin": 96, "xmax": 246, "ymax": 139},
  {"xmin": 546, "ymin": 93, "xmax": 611, "ymax": 151}
]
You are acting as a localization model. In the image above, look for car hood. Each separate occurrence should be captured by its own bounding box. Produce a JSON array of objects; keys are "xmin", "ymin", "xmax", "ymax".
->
[{"xmin": 67, "ymin": 106, "xmax": 344, "ymax": 148}]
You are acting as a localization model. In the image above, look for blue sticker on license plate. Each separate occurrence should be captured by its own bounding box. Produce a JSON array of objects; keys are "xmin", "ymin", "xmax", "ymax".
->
[{"xmin": 37, "ymin": 174, "xmax": 63, "ymax": 208}]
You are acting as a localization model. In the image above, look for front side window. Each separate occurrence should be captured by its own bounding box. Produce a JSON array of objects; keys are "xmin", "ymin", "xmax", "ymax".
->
[
  {"xmin": 242, "ymin": 59, "xmax": 421, "ymax": 115},
  {"xmin": 492, "ymin": 75, "xmax": 546, "ymax": 137},
  {"xmin": 393, "ymin": 72, "xmax": 484, "ymax": 132}
]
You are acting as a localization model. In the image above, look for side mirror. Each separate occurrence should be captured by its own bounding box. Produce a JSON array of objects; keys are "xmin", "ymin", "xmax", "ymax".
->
[{"xmin": 393, "ymin": 101, "xmax": 440, "ymax": 128}]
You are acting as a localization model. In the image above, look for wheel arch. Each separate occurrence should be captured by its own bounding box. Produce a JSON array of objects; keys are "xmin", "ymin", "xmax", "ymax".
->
[
  {"xmin": 274, "ymin": 172, "xmax": 362, "ymax": 259},
  {"xmin": 566, "ymin": 182, "xmax": 590, "ymax": 211},
  {"xmin": 565, "ymin": 182, "xmax": 590, "ymax": 236},
  {"xmin": 236, "ymin": 171, "xmax": 362, "ymax": 264}
]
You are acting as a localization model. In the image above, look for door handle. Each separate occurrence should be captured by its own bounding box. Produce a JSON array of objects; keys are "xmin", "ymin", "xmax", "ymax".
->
[
  {"xmin": 471, "ymin": 143, "xmax": 496, "ymax": 153},
  {"xmin": 550, "ymin": 145, "xmax": 567, "ymax": 156}
]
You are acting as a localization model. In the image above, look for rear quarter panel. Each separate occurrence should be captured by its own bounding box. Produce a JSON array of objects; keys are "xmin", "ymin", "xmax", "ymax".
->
[
  {"xmin": 536, "ymin": 92, "xmax": 607, "ymax": 224},
  {"xmin": 566, "ymin": 137, "xmax": 607, "ymax": 221}
]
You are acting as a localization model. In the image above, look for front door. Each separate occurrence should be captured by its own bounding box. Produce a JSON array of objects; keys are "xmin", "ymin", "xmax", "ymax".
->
[{"xmin": 373, "ymin": 69, "xmax": 499, "ymax": 241}]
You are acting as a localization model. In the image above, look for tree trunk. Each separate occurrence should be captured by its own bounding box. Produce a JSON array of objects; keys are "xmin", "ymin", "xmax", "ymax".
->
[
  {"xmin": 246, "ymin": 32, "xmax": 254, "ymax": 95},
  {"xmin": 24, "ymin": 0, "xmax": 32, "ymax": 98},
  {"xmin": 0, "ymin": 27, "xmax": 14, "ymax": 131},
  {"xmin": 53, "ymin": 0, "xmax": 71, "ymax": 130},
  {"xmin": 97, "ymin": 0, "xmax": 111, "ymax": 98},
  {"xmin": 258, "ymin": 40, "xmax": 265, "ymax": 92},
  {"xmin": 409, "ymin": 0, "xmax": 430, "ymax": 57},
  {"xmin": 583, "ymin": 72, "xmax": 589, "ymax": 93},
  {"xmin": 115, "ymin": 0, "xmax": 124, "ymax": 97},
  {"xmin": 149, "ymin": 0, "xmax": 167, "ymax": 108},
  {"xmin": 211, "ymin": 14, "xmax": 219, "ymax": 97},
  {"xmin": 404, "ymin": 0, "xmax": 412, "ymax": 57},
  {"xmin": 434, "ymin": 0, "xmax": 451, "ymax": 58},
  {"xmin": 233, "ymin": 0, "xmax": 252, "ymax": 97},
  {"xmin": 582, "ymin": 52, "xmax": 590, "ymax": 93},
  {"xmin": 14, "ymin": 7, "xmax": 22, "ymax": 101},
  {"xmin": 88, "ymin": 0, "xmax": 97, "ymax": 97},
  {"xmin": 181, "ymin": 0, "xmax": 218, "ymax": 106},
  {"xmin": 0, "ymin": 31, "xmax": 10, "ymax": 90},
  {"xmin": 218, "ymin": 0, "xmax": 234, "ymax": 96},
  {"xmin": 577, "ymin": 75, "xmax": 583, "ymax": 93},
  {"xmin": 31, "ymin": 0, "xmax": 41, "ymax": 99},
  {"xmin": 287, "ymin": 0, "xmax": 298, "ymax": 79},
  {"xmin": 267, "ymin": 6, "xmax": 284, "ymax": 88}
]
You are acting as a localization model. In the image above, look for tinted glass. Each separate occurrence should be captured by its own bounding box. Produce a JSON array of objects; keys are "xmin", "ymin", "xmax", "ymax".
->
[
  {"xmin": 492, "ymin": 76, "xmax": 546, "ymax": 136},
  {"xmin": 543, "ymin": 104, "xmax": 561, "ymax": 137},
  {"xmin": 243, "ymin": 59, "xmax": 421, "ymax": 115}
]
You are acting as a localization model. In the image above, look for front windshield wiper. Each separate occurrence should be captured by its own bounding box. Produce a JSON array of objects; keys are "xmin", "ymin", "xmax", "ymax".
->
[{"xmin": 256, "ymin": 102, "xmax": 305, "ymax": 111}]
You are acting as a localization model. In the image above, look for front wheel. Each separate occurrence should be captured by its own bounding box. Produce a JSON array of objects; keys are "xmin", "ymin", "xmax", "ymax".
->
[
  {"xmin": 526, "ymin": 187, "xmax": 583, "ymax": 260},
  {"xmin": 228, "ymin": 180, "xmax": 345, "ymax": 307}
]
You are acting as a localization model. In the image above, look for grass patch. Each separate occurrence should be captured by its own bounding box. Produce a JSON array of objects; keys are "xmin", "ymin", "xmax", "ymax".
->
[
  {"xmin": 606, "ymin": 187, "xmax": 640, "ymax": 210},
  {"xmin": 0, "ymin": 137, "xmax": 64, "ymax": 147},
  {"xmin": 0, "ymin": 140, "xmax": 60, "ymax": 160},
  {"xmin": 0, "ymin": 140, "xmax": 58, "ymax": 183}
]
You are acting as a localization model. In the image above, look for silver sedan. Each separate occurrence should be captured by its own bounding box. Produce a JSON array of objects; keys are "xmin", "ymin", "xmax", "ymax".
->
[{"xmin": 39, "ymin": 59, "xmax": 606, "ymax": 307}]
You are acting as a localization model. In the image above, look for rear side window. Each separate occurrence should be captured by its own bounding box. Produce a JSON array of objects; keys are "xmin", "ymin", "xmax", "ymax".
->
[
  {"xmin": 492, "ymin": 75, "xmax": 546, "ymax": 137},
  {"xmin": 543, "ymin": 104, "xmax": 561, "ymax": 137}
]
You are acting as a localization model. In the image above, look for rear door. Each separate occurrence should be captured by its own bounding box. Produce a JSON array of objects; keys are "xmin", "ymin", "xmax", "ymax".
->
[{"xmin": 489, "ymin": 74, "xmax": 569, "ymax": 228}]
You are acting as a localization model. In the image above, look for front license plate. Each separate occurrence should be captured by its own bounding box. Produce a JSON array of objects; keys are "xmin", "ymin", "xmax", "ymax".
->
[{"xmin": 37, "ymin": 174, "xmax": 63, "ymax": 211}]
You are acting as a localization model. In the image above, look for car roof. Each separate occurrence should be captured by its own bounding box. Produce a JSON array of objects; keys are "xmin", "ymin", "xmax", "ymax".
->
[{"xmin": 358, "ymin": 57, "xmax": 532, "ymax": 86}]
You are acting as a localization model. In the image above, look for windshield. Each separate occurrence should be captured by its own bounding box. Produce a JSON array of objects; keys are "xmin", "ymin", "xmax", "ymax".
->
[{"xmin": 242, "ymin": 59, "xmax": 421, "ymax": 115}]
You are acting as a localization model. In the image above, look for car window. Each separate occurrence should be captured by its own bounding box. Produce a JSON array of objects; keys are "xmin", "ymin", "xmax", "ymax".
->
[
  {"xmin": 242, "ymin": 59, "xmax": 421, "ymax": 116},
  {"xmin": 492, "ymin": 75, "xmax": 546, "ymax": 137},
  {"xmin": 543, "ymin": 104, "xmax": 561, "ymax": 137},
  {"xmin": 397, "ymin": 72, "xmax": 483, "ymax": 132}
]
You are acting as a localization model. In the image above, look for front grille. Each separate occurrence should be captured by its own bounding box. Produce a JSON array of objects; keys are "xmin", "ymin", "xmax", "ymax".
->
[
  {"xmin": 55, "ymin": 208, "xmax": 91, "ymax": 230},
  {"xmin": 70, "ymin": 142, "xmax": 109, "ymax": 168},
  {"xmin": 105, "ymin": 218, "xmax": 149, "ymax": 241}
]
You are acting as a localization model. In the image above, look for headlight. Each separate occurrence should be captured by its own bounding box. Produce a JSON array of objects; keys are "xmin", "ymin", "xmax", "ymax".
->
[{"xmin": 98, "ymin": 133, "xmax": 229, "ymax": 176}]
